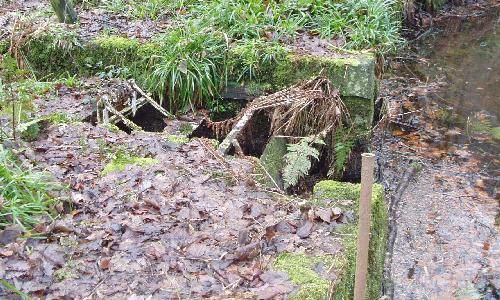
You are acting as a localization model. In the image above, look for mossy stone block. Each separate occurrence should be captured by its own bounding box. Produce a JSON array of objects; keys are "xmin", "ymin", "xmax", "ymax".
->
[
  {"xmin": 259, "ymin": 137, "xmax": 288, "ymax": 189},
  {"xmin": 313, "ymin": 180, "xmax": 387, "ymax": 300},
  {"xmin": 274, "ymin": 253, "xmax": 338, "ymax": 300},
  {"xmin": 274, "ymin": 181, "xmax": 387, "ymax": 299},
  {"xmin": 274, "ymin": 54, "xmax": 377, "ymax": 100}
]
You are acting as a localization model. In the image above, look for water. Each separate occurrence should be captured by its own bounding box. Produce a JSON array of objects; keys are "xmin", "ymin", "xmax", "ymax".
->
[{"xmin": 413, "ymin": 9, "xmax": 500, "ymax": 192}]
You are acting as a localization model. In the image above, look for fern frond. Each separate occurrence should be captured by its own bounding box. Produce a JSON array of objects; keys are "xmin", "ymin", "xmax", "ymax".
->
[
  {"xmin": 282, "ymin": 136, "xmax": 324, "ymax": 189},
  {"xmin": 327, "ymin": 141, "xmax": 353, "ymax": 178}
]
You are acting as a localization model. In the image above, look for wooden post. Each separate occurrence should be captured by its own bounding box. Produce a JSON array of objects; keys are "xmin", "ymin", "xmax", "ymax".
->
[
  {"xmin": 354, "ymin": 153, "xmax": 375, "ymax": 300},
  {"xmin": 50, "ymin": 0, "xmax": 78, "ymax": 24}
]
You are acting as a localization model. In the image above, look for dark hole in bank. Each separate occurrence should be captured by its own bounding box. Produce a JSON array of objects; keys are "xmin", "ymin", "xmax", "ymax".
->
[
  {"xmin": 191, "ymin": 98, "xmax": 365, "ymax": 192},
  {"xmin": 86, "ymin": 103, "xmax": 168, "ymax": 134}
]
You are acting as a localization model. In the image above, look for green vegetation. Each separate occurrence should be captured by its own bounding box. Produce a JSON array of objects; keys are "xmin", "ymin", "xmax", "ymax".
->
[
  {"xmin": 0, "ymin": 146, "xmax": 63, "ymax": 230},
  {"xmin": 274, "ymin": 253, "xmax": 337, "ymax": 299},
  {"xmin": 283, "ymin": 136, "xmax": 325, "ymax": 189},
  {"xmin": 100, "ymin": 0, "xmax": 196, "ymax": 20},
  {"xmin": 86, "ymin": 0, "xmax": 403, "ymax": 51},
  {"xmin": 166, "ymin": 134, "xmax": 190, "ymax": 144},
  {"xmin": 54, "ymin": 260, "xmax": 79, "ymax": 281},
  {"xmin": 275, "ymin": 180, "xmax": 387, "ymax": 299},
  {"xmin": 4, "ymin": 0, "xmax": 401, "ymax": 113},
  {"xmin": 0, "ymin": 278, "xmax": 32, "ymax": 300},
  {"xmin": 101, "ymin": 150, "xmax": 159, "ymax": 175},
  {"xmin": 144, "ymin": 24, "xmax": 228, "ymax": 111}
]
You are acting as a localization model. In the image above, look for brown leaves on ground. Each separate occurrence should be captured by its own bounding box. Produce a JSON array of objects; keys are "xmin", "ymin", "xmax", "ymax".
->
[{"xmin": 0, "ymin": 122, "xmax": 351, "ymax": 299}]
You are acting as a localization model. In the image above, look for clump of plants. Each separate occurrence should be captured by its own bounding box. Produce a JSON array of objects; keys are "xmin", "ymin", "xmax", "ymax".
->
[
  {"xmin": 0, "ymin": 146, "xmax": 63, "ymax": 230},
  {"xmin": 143, "ymin": 23, "xmax": 228, "ymax": 112}
]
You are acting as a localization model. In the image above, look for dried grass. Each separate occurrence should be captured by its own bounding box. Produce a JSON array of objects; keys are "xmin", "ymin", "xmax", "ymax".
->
[{"xmin": 209, "ymin": 76, "xmax": 348, "ymax": 141}]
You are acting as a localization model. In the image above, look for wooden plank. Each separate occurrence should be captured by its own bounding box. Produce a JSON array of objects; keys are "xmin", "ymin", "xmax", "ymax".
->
[{"xmin": 354, "ymin": 153, "xmax": 375, "ymax": 300}]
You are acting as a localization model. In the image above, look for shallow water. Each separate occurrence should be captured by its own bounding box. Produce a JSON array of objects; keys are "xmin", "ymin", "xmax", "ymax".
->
[
  {"xmin": 419, "ymin": 12, "xmax": 499, "ymax": 119},
  {"xmin": 383, "ymin": 9, "xmax": 500, "ymax": 299},
  {"xmin": 414, "ymin": 9, "xmax": 499, "ymax": 190}
]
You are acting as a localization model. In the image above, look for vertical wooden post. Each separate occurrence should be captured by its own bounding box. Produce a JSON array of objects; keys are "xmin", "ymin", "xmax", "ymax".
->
[
  {"xmin": 354, "ymin": 153, "xmax": 375, "ymax": 300},
  {"xmin": 50, "ymin": 0, "xmax": 78, "ymax": 24}
]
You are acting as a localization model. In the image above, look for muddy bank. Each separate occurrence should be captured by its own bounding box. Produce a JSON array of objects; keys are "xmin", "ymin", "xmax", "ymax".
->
[{"xmin": 380, "ymin": 3, "xmax": 499, "ymax": 299}]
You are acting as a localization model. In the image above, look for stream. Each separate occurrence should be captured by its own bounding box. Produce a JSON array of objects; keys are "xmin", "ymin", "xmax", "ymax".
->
[
  {"xmin": 415, "ymin": 9, "xmax": 499, "ymax": 188},
  {"xmin": 380, "ymin": 5, "xmax": 499, "ymax": 300}
]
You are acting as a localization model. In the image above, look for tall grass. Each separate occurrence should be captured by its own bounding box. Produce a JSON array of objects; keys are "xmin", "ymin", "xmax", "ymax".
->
[
  {"xmin": 0, "ymin": 146, "xmax": 62, "ymax": 230},
  {"xmin": 100, "ymin": 0, "xmax": 197, "ymax": 20},
  {"xmin": 228, "ymin": 39, "xmax": 288, "ymax": 82},
  {"xmin": 142, "ymin": 23, "xmax": 228, "ymax": 112}
]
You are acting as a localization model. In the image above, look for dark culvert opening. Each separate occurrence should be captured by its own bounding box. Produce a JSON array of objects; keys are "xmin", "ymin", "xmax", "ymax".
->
[
  {"xmin": 85, "ymin": 102, "xmax": 168, "ymax": 134},
  {"xmin": 235, "ymin": 110, "xmax": 272, "ymax": 157},
  {"xmin": 127, "ymin": 103, "xmax": 168, "ymax": 132}
]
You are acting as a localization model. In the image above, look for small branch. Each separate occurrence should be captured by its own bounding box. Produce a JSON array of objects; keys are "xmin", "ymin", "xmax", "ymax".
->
[
  {"xmin": 101, "ymin": 96, "xmax": 142, "ymax": 132},
  {"xmin": 129, "ymin": 80, "xmax": 174, "ymax": 119}
]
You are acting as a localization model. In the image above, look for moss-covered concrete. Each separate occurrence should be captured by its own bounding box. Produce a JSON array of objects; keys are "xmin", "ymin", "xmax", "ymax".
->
[
  {"xmin": 274, "ymin": 253, "xmax": 338, "ymax": 299},
  {"xmin": 22, "ymin": 30, "xmax": 153, "ymax": 78},
  {"xmin": 274, "ymin": 181, "xmax": 387, "ymax": 299},
  {"xmin": 274, "ymin": 54, "xmax": 377, "ymax": 101},
  {"xmin": 314, "ymin": 181, "xmax": 387, "ymax": 300},
  {"xmin": 259, "ymin": 137, "xmax": 288, "ymax": 189}
]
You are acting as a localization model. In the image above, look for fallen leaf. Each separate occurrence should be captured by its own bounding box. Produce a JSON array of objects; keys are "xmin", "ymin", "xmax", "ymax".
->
[
  {"xmin": 99, "ymin": 258, "xmax": 112, "ymax": 270},
  {"xmin": 0, "ymin": 225, "xmax": 23, "ymax": 245},
  {"xmin": 314, "ymin": 208, "xmax": 332, "ymax": 223}
]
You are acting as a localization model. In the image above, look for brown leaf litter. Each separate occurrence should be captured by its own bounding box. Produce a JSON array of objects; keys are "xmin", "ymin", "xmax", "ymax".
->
[{"xmin": 1, "ymin": 115, "xmax": 352, "ymax": 298}]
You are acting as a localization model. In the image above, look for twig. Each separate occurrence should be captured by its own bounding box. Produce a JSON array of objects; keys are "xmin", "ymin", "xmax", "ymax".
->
[
  {"xmin": 129, "ymin": 80, "xmax": 174, "ymax": 118},
  {"xmin": 101, "ymin": 96, "xmax": 142, "ymax": 131}
]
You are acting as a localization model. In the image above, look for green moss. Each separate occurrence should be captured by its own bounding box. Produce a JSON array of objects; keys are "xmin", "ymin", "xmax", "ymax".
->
[
  {"xmin": 54, "ymin": 261, "xmax": 78, "ymax": 281},
  {"xmin": 46, "ymin": 113, "xmax": 74, "ymax": 124},
  {"xmin": 273, "ymin": 54, "xmax": 376, "ymax": 100},
  {"xmin": 313, "ymin": 181, "xmax": 388, "ymax": 300},
  {"xmin": 179, "ymin": 123, "xmax": 195, "ymax": 135},
  {"xmin": 87, "ymin": 35, "xmax": 141, "ymax": 68},
  {"xmin": 259, "ymin": 137, "xmax": 288, "ymax": 189},
  {"xmin": 166, "ymin": 134, "xmax": 189, "ymax": 144},
  {"xmin": 23, "ymin": 24, "xmax": 82, "ymax": 76},
  {"xmin": 101, "ymin": 153, "xmax": 158, "ymax": 176},
  {"xmin": 342, "ymin": 96, "xmax": 374, "ymax": 131},
  {"xmin": 274, "ymin": 253, "xmax": 338, "ymax": 299},
  {"xmin": 23, "ymin": 28, "xmax": 153, "ymax": 78},
  {"xmin": 20, "ymin": 122, "xmax": 41, "ymax": 142}
]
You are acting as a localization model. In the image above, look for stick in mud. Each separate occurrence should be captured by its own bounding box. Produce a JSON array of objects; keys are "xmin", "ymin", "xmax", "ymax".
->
[{"xmin": 354, "ymin": 153, "xmax": 375, "ymax": 300}]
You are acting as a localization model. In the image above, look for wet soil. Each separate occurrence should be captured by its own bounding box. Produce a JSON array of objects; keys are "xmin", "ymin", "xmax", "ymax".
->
[{"xmin": 380, "ymin": 3, "xmax": 499, "ymax": 299}]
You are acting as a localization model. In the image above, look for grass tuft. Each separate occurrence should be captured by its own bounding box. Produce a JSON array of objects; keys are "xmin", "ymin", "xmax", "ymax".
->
[
  {"xmin": 143, "ymin": 23, "xmax": 228, "ymax": 112},
  {"xmin": 0, "ymin": 146, "xmax": 62, "ymax": 230}
]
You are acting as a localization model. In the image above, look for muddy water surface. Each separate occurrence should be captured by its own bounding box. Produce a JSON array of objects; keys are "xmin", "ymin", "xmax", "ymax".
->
[
  {"xmin": 415, "ymin": 10, "xmax": 499, "ymax": 187},
  {"xmin": 382, "ymin": 6, "xmax": 499, "ymax": 300}
]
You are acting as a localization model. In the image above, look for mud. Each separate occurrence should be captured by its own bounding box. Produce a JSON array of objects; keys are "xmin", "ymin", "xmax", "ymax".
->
[{"xmin": 380, "ymin": 3, "xmax": 499, "ymax": 299}]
